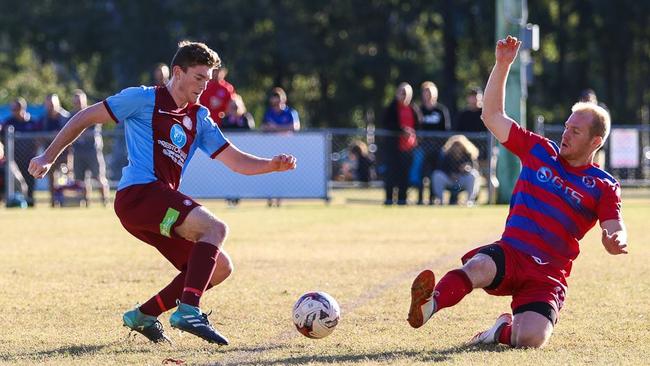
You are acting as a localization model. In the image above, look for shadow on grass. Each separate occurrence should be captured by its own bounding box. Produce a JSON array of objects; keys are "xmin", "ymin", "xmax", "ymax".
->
[
  {"xmin": 208, "ymin": 343, "xmax": 515, "ymax": 366},
  {"xmin": 1, "ymin": 344, "xmax": 109, "ymax": 361}
]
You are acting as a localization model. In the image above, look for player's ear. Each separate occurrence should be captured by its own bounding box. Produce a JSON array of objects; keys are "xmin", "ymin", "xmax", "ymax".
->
[
  {"xmin": 172, "ymin": 65, "xmax": 185, "ymax": 78},
  {"xmin": 591, "ymin": 135, "xmax": 603, "ymax": 150}
]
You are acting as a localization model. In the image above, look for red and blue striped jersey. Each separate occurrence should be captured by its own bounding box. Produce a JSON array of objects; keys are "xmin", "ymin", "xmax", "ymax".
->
[{"xmin": 501, "ymin": 123, "xmax": 621, "ymax": 275}]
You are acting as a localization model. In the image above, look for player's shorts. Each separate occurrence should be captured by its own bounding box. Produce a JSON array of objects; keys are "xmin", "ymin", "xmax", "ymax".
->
[
  {"xmin": 114, "ymin": 180, "xmax": 201, "ymax": 271},
  {"xmin": 461, "ymin": 242, "xmax": 567, "ymax": 324}
]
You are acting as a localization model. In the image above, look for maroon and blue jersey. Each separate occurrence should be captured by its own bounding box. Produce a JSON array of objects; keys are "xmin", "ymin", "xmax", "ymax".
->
[
  {"xmin": 104, "ymin": 86, "xmax": 230, "ymax": 191},
  {"xmin": 501, "ymin": 123, "xmax": 621, "ymax": 274}
]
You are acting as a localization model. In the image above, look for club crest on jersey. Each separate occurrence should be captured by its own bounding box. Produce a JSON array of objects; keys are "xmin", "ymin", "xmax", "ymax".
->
[
  {"xmin": 582, "ymin": 176, "xmax": 596, "ymax": 188},
  {"xmin": 182, "ymin": 116, "xmax": 193, "ymax": 130},
  {"xmin": 536, "ymin": 166, "xmax": 552, "ymax": 182},
  {"xmin": 170, "ymin": 124, "xmax": 187, "ymax": 148}
]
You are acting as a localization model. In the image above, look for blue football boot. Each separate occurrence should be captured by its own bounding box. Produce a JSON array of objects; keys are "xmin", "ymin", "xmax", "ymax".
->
[
  {"xmin": 169, "ymin": 302, "xmax": 229, "ymax": 345},
  {"xmin": 123, "ymin": 307, "xmax": 172, "ymax": 344}
]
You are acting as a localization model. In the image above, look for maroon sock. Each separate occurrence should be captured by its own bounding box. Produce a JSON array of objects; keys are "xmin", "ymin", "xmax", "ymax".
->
[
  {"xmin": 433, "ymin": 269, "xmax": 474, "ymax": 311},
  {"xmin": 139, "ymin": 271, "xmax": 186, "ymax": 317},
  {"xmin": 180, "ymin": 241, "xmax": 220, "ymax": 307},
  {"xmin": 498, "ymin": 323, "xmax": 513, "ymax": 345}
]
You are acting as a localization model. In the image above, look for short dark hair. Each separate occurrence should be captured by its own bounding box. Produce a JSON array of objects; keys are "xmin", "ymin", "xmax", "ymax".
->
[
  {"xmin": 170, "ymin": 41, "xmax": 221, "ymax": 71},
  {"xmin": 468, "ymin": 87, "xmax": 483, "ymax": 96},
  {"xmin": 270, "ymin": 87, "xmax": 287, "ymax": 101}
]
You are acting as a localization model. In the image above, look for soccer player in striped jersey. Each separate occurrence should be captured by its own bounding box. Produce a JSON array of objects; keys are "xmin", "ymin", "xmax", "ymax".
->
[
  {"xmin": 29, "ymin": 41, "xmax": 297, "ymax": 345},
  {"xmin": 408, "ymin": 35, "xmax": 628, "ymax": 348}
]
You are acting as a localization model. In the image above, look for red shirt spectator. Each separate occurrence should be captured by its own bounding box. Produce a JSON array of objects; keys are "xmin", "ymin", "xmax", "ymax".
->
[{"xmin": 199, "ymin": 67, "xmax": 235, "ymax": 124}]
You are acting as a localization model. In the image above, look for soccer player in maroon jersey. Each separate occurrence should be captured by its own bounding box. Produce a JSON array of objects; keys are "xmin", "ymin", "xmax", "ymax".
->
[
  {"xmin": 29, "ymin": 41, "xmax": 297, "ymax": 345},
  {"xmin": 407, "ymin": 36, "xmax": 628, "ymax": 348}
]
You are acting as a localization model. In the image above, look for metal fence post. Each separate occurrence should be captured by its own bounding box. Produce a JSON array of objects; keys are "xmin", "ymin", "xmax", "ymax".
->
[{"xmin": 5, "ymin": 125, "xmax": 15, "ymax": 206}]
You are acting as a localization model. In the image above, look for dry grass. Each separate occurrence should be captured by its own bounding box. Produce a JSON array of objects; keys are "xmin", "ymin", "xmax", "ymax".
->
[{"xmin": 0, "ymin": 189, "xmax": 648, "ymax": 365}]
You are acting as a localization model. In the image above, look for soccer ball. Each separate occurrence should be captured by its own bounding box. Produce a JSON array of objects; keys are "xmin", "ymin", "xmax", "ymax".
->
[{"xmin": 292, "ymin": 291, "xmax": 340, "ymax": 339}]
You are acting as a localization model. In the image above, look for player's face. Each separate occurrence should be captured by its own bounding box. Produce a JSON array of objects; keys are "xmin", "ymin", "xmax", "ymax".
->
[
  {"xmin": 560, "ymin": 111, "xmax": 601, "ymax": 161},
  {"xmin": 178, "ymin": 65, "xmax": 212, "ymax": 104}
]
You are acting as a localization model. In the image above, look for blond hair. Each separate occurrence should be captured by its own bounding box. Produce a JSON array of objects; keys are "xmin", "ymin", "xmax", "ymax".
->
[
  {"xmin": 442, "ymin": 134, "xmax": 479, "ymax": 160},
  {"xmin": 421, "ymin": 81, "xmax": 438, "ymax": 97},
  {"xmin": 571, "ymin": 102, "xmax": 611, "ymax": 143}
]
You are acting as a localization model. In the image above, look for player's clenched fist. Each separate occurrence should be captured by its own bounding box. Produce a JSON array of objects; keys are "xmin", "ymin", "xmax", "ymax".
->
[
  {"xmin": 28, "ymin": 154, "xmax": 53, "ymax": 179},
  {"xmin": 271, "ymin": 154, "xmax": 297, "ymax": 172},
  {"xmin": 495, "ymin": 35, "xmax": 521, "ymax": 65}
]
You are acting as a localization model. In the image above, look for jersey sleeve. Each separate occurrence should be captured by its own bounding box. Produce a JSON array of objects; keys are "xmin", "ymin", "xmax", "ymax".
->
[
  {"xmin": 597, "ymin": 179, "xmax": 622, "ymax": 222},
  {"xmin": 196, "ymin": 107, "xmax": 230, "ymax": 158},
  {"xmin": 502, "ymin": 122, "xmax": 549, "ymax": 158},
  {"xmin": 103, "ymin": 86, "xmax": 151, "ymax": 124}
]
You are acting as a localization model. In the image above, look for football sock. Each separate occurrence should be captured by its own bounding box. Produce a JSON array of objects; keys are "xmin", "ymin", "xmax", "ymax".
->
[
  {"xmin": 181, "ymin": 241, "xmax": 220, "ymax": 307},
  {"xmin": 140, "ymin": 271, "xmax": 186, "ymax": 317},
  {"xmin": 432, "ymin": 269, "xmax": 474, "ymax": 311},
  {"xmin": 498, "ymin": 323, "xmax": 513, "ymax": 345}
]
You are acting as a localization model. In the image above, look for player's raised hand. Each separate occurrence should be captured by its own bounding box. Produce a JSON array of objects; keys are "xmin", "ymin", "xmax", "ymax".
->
[
  {"xmin": 271, "ymin": 154, "xmax": 297, "ymax": 172},
  {"xmin": 28, "ymin": 154, "xmax": 53, "ymax": 179},
  {"xmin": 495, "ymin": 35, "xmax": 521, "ymax": 65},
  {"xmin": 601, "ymin": 229, "xmax": 628, "ymax": 255}
]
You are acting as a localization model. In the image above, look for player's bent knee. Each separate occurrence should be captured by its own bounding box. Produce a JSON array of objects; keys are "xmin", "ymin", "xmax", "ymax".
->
[
  {"xmin": 209, "ymin": 252, "xmax": 234, "ymax": 286},
  {"xmin": 514, "ymin": 332, "xmax": 549, "ymax": 348},
  {"xmin": 461, "ymin": 254, "xmax": 497, "ymax": 288}
]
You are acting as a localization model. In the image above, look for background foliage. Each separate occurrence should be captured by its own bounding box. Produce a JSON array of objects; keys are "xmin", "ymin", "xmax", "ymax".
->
[{"xmin": 1, "ymin": 0, "xmax": 649, "ymax": 126}]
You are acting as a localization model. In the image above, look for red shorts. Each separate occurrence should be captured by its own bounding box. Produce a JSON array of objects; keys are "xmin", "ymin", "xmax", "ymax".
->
[
  {"xmin": 114, "ymin": 181, "xmax": 201, "ymax": 271},
  {"xmin": 462, "ymin": 242, "xmax": 568, "ymax": 319}
]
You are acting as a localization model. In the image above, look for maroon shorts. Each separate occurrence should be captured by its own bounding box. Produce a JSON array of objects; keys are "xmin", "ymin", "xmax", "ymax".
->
[
  {"xmin": 114, "ymin": 181, "xmax": 201, "ymax": 271},
  {"xmin": 462, "ymin": 242, "xmax": 568, "ymax": 320}
]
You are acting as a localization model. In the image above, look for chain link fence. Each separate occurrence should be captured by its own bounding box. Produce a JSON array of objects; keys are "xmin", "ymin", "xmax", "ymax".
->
[{"xmin": 2, "ymin": 124, "xmax": 648, "ymax": 207}]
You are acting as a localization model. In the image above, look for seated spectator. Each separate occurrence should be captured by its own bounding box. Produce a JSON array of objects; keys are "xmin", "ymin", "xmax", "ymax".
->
[
  {"xmin": 455, "ymin": 87, "xmax": 486, "ymax": 133},
  {"xmin": 219, "ymin": 94, "xmax": 255, "ymax": 130},
  {"xmin": 432, "ymin": 135, "xmax": 481, "ymax": 206},
  {"xmin": 261, "ymin": 87, "xmax": 300, "ymax": 132},
  {"xmin": 340, "ymin": 140, "xmax": 374, "ymax": 185}
]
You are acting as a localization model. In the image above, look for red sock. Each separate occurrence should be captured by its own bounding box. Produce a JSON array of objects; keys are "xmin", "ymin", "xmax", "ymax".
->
[
  {"xmin": 498, "ymin": 324, "xmax": 513, "ymax": 345},
  {"xmin": 181, "ymin": 242, "xmax": 220, "ymax": 307},
  {"xmin": 433, "ymin": 269, "xmax": 474, "ymax": 311},
  {"xmin": 139, "ymin": 272, "xmax": 215, "ymax": 316},
  {"xmin": 140, "ymin": 271, "xmax": 186, "ymax": 316}
]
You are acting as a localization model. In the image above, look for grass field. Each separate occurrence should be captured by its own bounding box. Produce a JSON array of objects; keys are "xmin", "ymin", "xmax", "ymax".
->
[{"xmin": 1, "ymin": 189, "xmax": 649, "ymax": 365}]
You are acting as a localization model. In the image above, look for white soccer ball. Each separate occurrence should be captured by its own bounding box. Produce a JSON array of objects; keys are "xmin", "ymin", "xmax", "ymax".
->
[{"xmin": 292, "ymin": 291, "xmax": 340, "ymax": 339}]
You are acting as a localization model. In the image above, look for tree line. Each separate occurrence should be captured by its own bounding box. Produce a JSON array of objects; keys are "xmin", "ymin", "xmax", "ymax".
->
[{"xmin": 0, "ymin": 0, "xmax": 648, "ymax": 127}]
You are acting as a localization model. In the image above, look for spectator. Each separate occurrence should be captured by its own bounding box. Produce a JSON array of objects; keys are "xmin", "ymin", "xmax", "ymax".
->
[
  {"xmin": 432, "ymin": 134, "xmax": 481, "ymax": 206},
  {"xmin": 414, "ymin": 81, "xmax": 451, "ymax": 205},
  {"xmin": 455, "ymin": 87, "xmax": 486, "ymax": 133},
  {"xmin": 261, "ymin": 87, "xmax": 301, "ymax": 132},
  {"xmin": 199, "ymin": 67, "xmax": 235, "ymax": 123},
  {"xmin": 1, "ymin": 98, "xmax": 40, "ymax": 206},
  {"xmin": 579, "ymin": 88, "xmax": 609, "ymax": 111},
  {"xmin": 261, "ymin": 87, "xmax": 300, "ymax": 207},
  {"xmin": 381, "ymin": 82, "xmax": 418, "ymax": 205},
  {"xmin": 341, "ymin": 140, "xmax": 374, "ymax": 185},
  {"xmin": 220, "ymin": 94, "xmax": 255, "ymax": 130},
  {"xmin": 40, "ymin": 93, "xmax": 71, "ymax": 206},
  {"xmin": 419, "ymin": 81, "xmax": 451, "ymax": 132},
  {"xmin": 41, "ymin": 93, "xmax": 70, "ymax": 132},
  {"xmin": 71, "ymin": 90, "xmax": 110, "ymax": 206},
  {"xmin": 152, "ymin": 63, "xmax": 170, "ymax": 87}
]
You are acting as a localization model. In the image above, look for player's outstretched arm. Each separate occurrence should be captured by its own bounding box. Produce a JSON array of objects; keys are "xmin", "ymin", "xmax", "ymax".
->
[
  {"xmin": 600, "ymin": 219, "xmax": 628, "ymax": 255},
  {"xmin": 29, "ymin": 102, "xmax": 112, "ymax": 178},
  {"xmin": 216, "ymin": 144, "xmax": 297, "ymax": 175},
  {"xmin": 481, "ymin": 35, "xmax": 522, "ymax": 143}
]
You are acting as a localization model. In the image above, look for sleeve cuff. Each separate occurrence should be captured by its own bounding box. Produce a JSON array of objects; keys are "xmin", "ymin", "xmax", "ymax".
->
[
  {"xmin": 103, "ymin": 100, "xmax": 119, "ymax": 124},
  {"xmin": 210, "ymin": 142, "xmax": 230, "ymax": 159}
]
